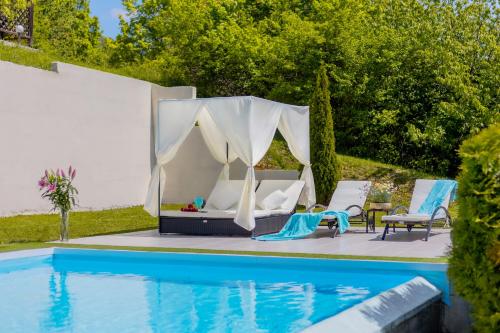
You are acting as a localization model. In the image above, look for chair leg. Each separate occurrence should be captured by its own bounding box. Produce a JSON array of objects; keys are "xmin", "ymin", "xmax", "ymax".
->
[
  {"xmin": 332, "ymin": 225, "xmax": 339, "ymax": 238},
  {"xmin": 425, "ymin": 222, "xmax": 433, "ymax": 241},
  {"xmin": 382, "ymin": 224, "xmax": 389, "ymax": 240}
]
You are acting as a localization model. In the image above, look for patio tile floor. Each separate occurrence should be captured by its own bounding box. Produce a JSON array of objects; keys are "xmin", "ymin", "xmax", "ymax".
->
[{"xmin": 60, "ymin": 226, "xmax": 451, "ymax": 259}]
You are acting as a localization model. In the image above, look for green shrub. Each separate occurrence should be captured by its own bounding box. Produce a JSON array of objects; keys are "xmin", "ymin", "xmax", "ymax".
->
[
  {"xmin": 310, "ymin": 64, "xmax": 341, "ymax": 204},
  {"xmin": 449, "ymin": 122, "xmax": 500, "ymax": 332}
]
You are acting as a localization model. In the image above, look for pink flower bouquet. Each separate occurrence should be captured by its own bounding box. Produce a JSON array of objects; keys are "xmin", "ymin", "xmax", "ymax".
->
[{"xmin": 38, "ymin": 166, "xmax": 78, "ymax": 241}]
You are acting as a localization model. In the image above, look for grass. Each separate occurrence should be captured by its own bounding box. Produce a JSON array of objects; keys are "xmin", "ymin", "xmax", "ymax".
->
[
  {"xmin": 0, "ymin": 242, "xmax": 52, "ymax": 253},
  {"xmin": 0, "ymin": 42, "xmax": 54, "ymax": 70},
  {"xmin": 0, "ymin": 242, "xmax": 447, "ymax": 263},
  {"xmin": 0, "ymin": 206, "xmax": 157, "ymax": 244},
  {"xmin": 0, "ymin": 42, "xmax": 165, "ymax": 84}
]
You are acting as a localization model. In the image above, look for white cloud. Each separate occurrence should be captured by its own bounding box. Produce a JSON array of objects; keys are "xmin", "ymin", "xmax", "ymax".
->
[{"xmin": 110, "ymin": 8, "xmax": 128, "ymax": 19}]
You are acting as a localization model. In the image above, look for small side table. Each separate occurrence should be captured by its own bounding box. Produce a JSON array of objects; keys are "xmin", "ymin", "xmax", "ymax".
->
[{"xmin": 366, "ymin": 206, "xmax": 392, "ymax": 233}]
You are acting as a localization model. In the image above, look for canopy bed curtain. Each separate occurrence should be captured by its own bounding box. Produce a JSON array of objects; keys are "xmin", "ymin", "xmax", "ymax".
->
[
  {"xmin": 196, "ymin": 108, "xmax": 237, "ymax": 180},
  {"xmin": 278, "ymin": 105, "xmax": 316, "ymax": 209},
  {"xmin": 144, "ymin": 100, "xmax": 203, "ymax": 216},
  {"xmin": 203, "ymin": 97, "xmax": 283, "ymax": 231},
  {"xmin": 144, "ymin": 96, "xmax": 315, "ymax": 234}
]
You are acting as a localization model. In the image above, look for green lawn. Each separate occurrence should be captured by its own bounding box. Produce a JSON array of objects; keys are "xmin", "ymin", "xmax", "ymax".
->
[
  {"xmin": 0, "ymin": 242, "xmax": 53, "ymax": 253},
  {"xmin": 0, "ymin": 206, "xmax": 157, "ymax": 244}
]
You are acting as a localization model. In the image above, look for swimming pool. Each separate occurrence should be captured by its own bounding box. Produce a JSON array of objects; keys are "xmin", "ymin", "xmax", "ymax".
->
[{"xmin": 0, "ymin": 248, "xmax": 448, "ymax": 333}]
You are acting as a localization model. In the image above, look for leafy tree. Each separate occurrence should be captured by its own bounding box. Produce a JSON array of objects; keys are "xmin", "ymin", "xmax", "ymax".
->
[
  {"xmin": 111, "ymin": 0, "xmax": 498, "ymax": 176},
  {"xmin": 330, "ymin": 0, "xmax": 499, "ymax": 175},
  {"xmin": 310, "ymin": 64, "xmax": 340, "ymax": 204},
  {"xmin": 33, "ymin": 0, "xmax": 105, "ymax": 63},
  {"xmin": 28, "ymin": 0, "xmax": 490, "ymax": 176},
  {"xmin": 0, "ymin": 0, "xmax": 33, "ymax": 19},
  {"xmin": 449, "ymin": 122, "xmax": 499, "ymax": 332}
]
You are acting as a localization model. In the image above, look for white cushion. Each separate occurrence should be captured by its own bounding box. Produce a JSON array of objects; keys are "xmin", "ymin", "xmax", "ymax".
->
[
  {"xmin": 204, "ymin": 180, "xmax": 245, "ymax": 210},
  {"xmin": 257, "ymin": 190, "xmax": 288, "ymax": 210},
  {"xmin": 160, "ymin": 209, "xmax": 282, "ymax": 219},
  {"xmin": 208, "ymin": 182, "xmax": 240, "ymax": 210},
  {"xmin": 381, "ymin": 214, "xmax": 432, "ymax": 223},
  {"xmin": 256, "ymin": 180, "xmax": 305, "ymax": 212}
]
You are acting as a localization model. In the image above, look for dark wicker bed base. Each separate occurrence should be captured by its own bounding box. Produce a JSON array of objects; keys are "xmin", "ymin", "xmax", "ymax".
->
[{"xmin": 159, "ymin": 214, "xmax": 291, "ymax": 237}]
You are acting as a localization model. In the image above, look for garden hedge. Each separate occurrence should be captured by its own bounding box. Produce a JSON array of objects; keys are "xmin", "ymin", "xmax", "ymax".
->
[{"xmin": 449, "ymin": 122, "xmax": 499, "ymax": 332}]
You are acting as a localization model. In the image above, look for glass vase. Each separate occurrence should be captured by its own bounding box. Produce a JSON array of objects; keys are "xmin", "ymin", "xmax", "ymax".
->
[{"xmin": 60, "ymin": 210, "xmax": 69, "ymax": 241}]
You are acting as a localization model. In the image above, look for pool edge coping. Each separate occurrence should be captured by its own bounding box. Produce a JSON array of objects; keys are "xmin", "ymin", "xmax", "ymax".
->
[
  {"xmin": 0, "ymin": 246, "xmax": 449, "ymax": 268},
  {"xmin": 49, "ymin": 242, "xmax": 449, "ymax": 264},
  {"xmin": 0, "ymin": 247, "xmax": 54, "ymax": 260},
  {"xmin": 301, "ymin": 276, "xmax": 441, "ymax": 333}
]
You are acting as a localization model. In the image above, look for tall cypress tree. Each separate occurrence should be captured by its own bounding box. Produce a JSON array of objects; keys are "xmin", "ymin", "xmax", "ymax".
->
[{"xmin": 310, "ymin": 64, "xmax": 341, "ymax": 204}]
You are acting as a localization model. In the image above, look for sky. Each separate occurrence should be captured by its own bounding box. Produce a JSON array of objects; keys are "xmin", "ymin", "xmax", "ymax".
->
[{"xmin": 89, "ymin": 0, "xmax": 126, "ymax": 38}]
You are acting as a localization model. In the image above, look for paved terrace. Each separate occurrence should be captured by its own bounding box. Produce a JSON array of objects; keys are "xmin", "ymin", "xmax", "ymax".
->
[{"xmin": 62, "ymin": 226, "xmax": 451, "ymax": 259}]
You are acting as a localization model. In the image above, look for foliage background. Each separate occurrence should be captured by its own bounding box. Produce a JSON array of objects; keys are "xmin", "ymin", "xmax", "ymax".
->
[
  {"xmin": 2, "ymin": 0, "xmax": 499, "ymax": 176},
  {"xmin": 109, "ymin": 0, "xmax": 499, "ymax": 176},
  {"xmin": 0, "ymin": 0, "xmax": 32, "ymax": 19},
  {"xmin": 449, "ymin": 122, "xmax": 499, "ymax": 332}
]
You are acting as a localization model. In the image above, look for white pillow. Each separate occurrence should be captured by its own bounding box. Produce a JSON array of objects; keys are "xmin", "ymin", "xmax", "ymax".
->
[
  {"xmin": 210, "ymin": 184, "xmax": 240, "ymax": 210},
  {"xmin": 257, "ymin": 190, "xmax": 288, "ymax": 210}
]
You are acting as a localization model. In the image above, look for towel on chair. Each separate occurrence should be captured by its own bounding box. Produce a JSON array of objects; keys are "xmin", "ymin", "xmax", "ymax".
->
[
  {"xmin": 417, "ymin": 180, "xmax": 457, "ymax": 215},
  {"xmin": 254, "ymin": 210, "xmax": 350, "ymax": 241}
]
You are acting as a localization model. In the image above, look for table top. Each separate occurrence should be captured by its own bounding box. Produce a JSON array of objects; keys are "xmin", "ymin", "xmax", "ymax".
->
[{"xmin": 367, "ymin": 208, "xmax": 392, "ymax": 212}]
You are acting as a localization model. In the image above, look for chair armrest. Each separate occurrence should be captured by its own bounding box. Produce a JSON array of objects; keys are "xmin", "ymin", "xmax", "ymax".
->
[
  {"xmin": 306, "ymin": 204, "xmax": 327, "ymax": 213},
  {"xmin": 389, "ymin": 205, "xmax": 409, "ymax": 215},
  {"xmin": 345, "ymin": 204, "xmax": 365, "ymax": 217},
  {"xmin": 431, "ymin": 206, "xmax": 451, "ymax": 222}
]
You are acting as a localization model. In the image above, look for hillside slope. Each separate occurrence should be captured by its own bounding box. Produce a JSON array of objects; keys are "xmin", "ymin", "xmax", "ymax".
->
[
  {"xmin": 259, "ymin": 139, "xmax": 433, "ymax": 206},
  {"xmin": 0, "ymin": 42, "xmax": 163, "ymax": 84}
]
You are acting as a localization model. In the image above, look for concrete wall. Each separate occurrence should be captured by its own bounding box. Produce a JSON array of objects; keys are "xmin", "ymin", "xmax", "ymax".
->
[{"xmin": 0, "ymin": 60, "xmax": 195, "ymax": 216}]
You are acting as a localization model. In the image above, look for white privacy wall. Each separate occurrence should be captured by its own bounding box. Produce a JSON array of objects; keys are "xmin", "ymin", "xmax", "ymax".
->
[{"xmin": 0, "ymin": 61, "xmax": 195, "ymax": 216}]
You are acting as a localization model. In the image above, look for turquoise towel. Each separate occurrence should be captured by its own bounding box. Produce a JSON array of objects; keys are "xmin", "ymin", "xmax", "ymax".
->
[
  {"xmin": 417, "ymin": 180, "xmax": 457, "ymax": 215},
  {"xmin": 254, "ymin": 210, "xmax": 350, "ymax": 241}
]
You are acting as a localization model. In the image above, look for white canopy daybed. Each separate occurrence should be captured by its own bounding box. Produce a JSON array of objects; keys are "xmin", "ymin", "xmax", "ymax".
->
[{"xmin": 144, "ymin": 96, "xmax": 316, "ymax": 236}]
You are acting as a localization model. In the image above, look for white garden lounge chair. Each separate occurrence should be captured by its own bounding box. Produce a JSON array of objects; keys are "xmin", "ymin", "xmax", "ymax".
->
[
  {"xmin": 381, "ymin": 179, "xmax": 454, "ymax": 241},
  {"xmin": 306, "ymin": 180, "xmax": 372, "ymax": 237}
]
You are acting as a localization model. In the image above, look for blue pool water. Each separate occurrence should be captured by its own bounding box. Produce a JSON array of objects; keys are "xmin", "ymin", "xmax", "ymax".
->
[{"xmin": 0, "ymin": 249, "xmax": 448, "ymax": 333}]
